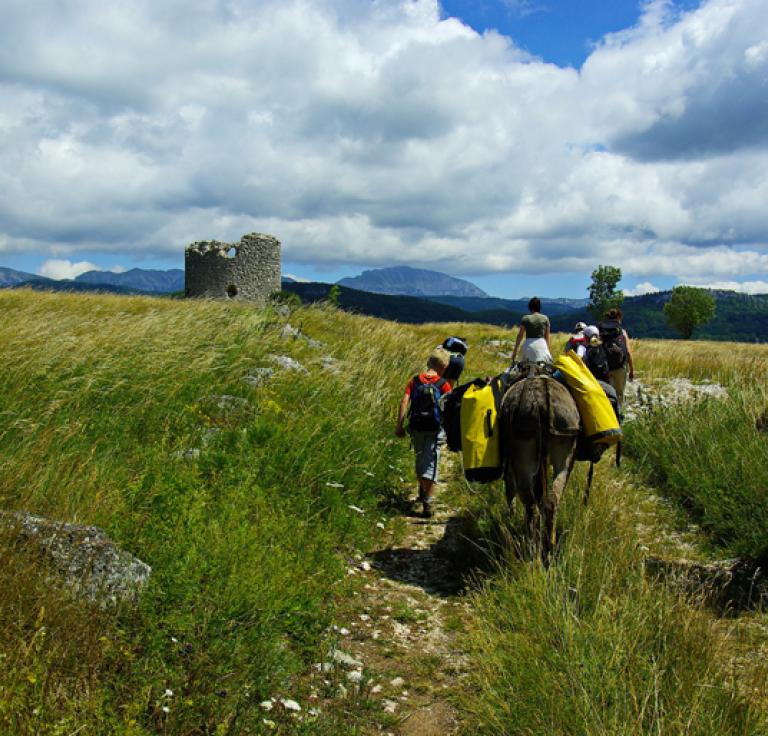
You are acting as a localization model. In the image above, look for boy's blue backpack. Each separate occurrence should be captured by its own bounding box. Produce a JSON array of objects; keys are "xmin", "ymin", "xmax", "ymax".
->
[{"xmin": 408, "ymin": 376, "xmax": 447, "ymax": 432}]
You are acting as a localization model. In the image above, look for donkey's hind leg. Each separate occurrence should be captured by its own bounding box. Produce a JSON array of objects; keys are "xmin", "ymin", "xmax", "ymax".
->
[
  {"xmin": 540, "ymin": 437, "xmax": 576, "ymax": 561},
  {"xmin": 506, "ymin": 436, "xmax": 540, "ymax": 558}
]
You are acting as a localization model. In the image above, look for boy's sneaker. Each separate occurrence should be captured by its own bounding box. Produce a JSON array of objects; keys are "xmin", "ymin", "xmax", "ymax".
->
[{"xmin": 422, "ymin": 501, "xmax": 433, "ymax": 519}]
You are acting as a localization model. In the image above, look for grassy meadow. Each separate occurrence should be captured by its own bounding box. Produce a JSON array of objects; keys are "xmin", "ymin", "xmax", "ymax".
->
[
  {"xmin": 0, "ymin": 289, "xmax": 766, "ymax": 735},
  {"xmin": 0, "ymin": 289, "xmax": 432, "ymax": 734},
  {"xmin": 625, "ymin": 339, "xmax": 768, "ymax": 560}
]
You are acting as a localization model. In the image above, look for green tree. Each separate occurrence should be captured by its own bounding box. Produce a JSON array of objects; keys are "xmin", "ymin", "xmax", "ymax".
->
[
  {"xmin": 663, "ymin": 285, "xmax": 716, "ymax": 339},
  {"xmin": 588, "ymin": 265, "xmax": 624, "ymax": 320},
  {"xmin": 327, "ymin": 284, "xmax": 341, "ymax": 307}
]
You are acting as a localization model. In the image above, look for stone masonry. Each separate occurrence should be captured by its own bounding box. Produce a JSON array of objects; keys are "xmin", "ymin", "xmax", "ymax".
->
[{"xmin": 185, "ymin": 232, "xmax": 281, "ymax": 302}]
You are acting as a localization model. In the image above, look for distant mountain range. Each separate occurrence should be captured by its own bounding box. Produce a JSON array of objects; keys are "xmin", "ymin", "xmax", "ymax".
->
[
  {"xmin": 0, "ymin": 267, "xmax": 53, "ymax": 286},
  {"xmin": 0, "ymin": 267, "xmax": 183, "ymax": 294},
  {"xmin": 338, "ymin": 266, "xmax": 488, "ymax": 298},
  {"xmin": 3, "ymin": 264, "xmax": 767, "ymax": 341},
  {"xmin": 76, "ymin": 268, "xmax": 184, "ymax": 292},
  {"xmin": 422, "ymin": 294, "xmax": 587, "ymax": 317}
]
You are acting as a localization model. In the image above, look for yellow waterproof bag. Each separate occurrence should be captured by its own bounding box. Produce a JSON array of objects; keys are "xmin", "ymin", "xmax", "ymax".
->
[
  {"xmin": 460, "ymin": 379, "xmax": 504, "ymax": 482},
  {"xmin": 553, "ymin": 351, "xmax": 622, "ymax": 445}
]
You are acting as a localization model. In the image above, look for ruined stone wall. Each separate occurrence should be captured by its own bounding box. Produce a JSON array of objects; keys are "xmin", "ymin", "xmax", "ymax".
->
[{"xmin": 184, "ymin": 233, "xmax": 281, "ymax": 302}]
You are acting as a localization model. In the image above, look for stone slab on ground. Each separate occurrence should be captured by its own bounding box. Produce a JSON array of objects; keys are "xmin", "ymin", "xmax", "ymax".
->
[{"xmin": 0, "ymin": 511, "xmax": 151, "ymax": 606}]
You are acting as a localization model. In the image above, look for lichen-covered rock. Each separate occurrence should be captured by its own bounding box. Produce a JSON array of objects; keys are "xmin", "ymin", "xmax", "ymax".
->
[
  {"xmin": 244, "ymin": 367, "xmax": 275, "ymax": 387},
  {"xmin": 623, "ymin": 378, "xmax": 728, "ymax": 422},
  {"xmin": 280, "ymin": 323, "xmax": 326, "ymax": 349},
  {"xmin": 0, "ymin": 511, "xmax": 151, "ymax": 606},
  {"xmin": 269, "ymin": 354, "xmax": 308, "ymax": 373}
]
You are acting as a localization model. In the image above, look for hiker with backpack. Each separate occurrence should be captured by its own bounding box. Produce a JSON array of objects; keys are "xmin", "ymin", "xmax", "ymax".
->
[
  {"xmin": 582, "ymin": 325, "xmax": 611, "ymax": 384},
  {"xmin": 565, "ymin": 321, "xmax": 588, "ymax": 358},
  {"xmin": 394, "ymin": 347, "xmax": 452, "ymax": 518},
  {"xmin": 598, "ymin": 308, "xmax": 634, "ymax": 407},
  {"xmin": 511, "ymin": 297, "xmax": 552, "ymax": 364}
]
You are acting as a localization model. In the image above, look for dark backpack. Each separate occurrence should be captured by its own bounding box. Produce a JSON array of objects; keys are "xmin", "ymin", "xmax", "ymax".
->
[
  {"xmin": 442, "ymin": 379, "xmax": 481, "ymax": 452},
  {"xmin": 442, "ymin": 336, "xmax": 468, "ymax": 355},
  {"xmin": 598, "ymin": 320, "xmax": 628, "ymax": 370},
  {"xmin": 408, "ymin": 376, "xmax": 447, "ymax": 432},
  {"xmin": 584, "ymin": 343, "xmax": 611, "ymax": 383},
  {"xmin": 442, "ymin": 353, "xmax": 465, "ymax": 383}
]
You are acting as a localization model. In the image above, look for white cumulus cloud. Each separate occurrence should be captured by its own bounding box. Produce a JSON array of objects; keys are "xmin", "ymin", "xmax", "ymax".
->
[
  {"xmin": 38, "ymin": 259, "xmax": 99, "ymax": 280},
  {"xmin": 0, "ymin": 0, "xmax": 766, "ymax": 289},
  {"xmin": 625, "ymin": 281, "xmax": 661, "ymax": 296},
  {"xmin": 683, "ymin": 279, "xmax": 768, "ymax": 295}
]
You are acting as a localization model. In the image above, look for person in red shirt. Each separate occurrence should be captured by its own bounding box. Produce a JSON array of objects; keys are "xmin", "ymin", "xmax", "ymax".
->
[{"xmin": 395, "ymin": 347, "xmax": 452, "ymax": 518}]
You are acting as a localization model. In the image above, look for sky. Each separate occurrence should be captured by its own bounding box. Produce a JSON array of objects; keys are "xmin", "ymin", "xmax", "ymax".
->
[{"xmin": 1, "ymin": 0, "xmax": 767, "ymax": 298}]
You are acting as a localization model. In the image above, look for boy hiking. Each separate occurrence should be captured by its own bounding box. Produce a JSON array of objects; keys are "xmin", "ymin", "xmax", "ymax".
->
[{"xmin": 395, "ymin": 347, "xmax": 452, "ymax": 518}]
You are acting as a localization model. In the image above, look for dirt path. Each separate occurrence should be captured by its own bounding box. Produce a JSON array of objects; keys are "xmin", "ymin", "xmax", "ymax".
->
[{"xmin": 325, "ymin": 465, "xmax": 472, "ymax": 735}]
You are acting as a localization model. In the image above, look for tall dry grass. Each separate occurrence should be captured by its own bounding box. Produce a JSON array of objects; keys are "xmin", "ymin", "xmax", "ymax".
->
[
  {"xmin": 444, "ymin": 331, "xmax": 767, "ymax": 734},
  {"xmin": 0, "ymin": 289, "xmax": 427, "ymax": 734},
  {"xmin": 626, "ymin": 338, "xmax": 768, "ymax": 559}
]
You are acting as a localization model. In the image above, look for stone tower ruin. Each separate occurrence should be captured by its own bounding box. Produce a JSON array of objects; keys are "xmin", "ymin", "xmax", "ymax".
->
[{"xmin": 185, "ymin": 232, "xmax": 281, "ymax": 302}]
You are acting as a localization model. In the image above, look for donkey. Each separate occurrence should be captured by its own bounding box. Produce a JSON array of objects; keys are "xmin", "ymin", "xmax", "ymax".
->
[{"xmin": 499, "ymin": 372, "xmax": 580, "ymax": 561}]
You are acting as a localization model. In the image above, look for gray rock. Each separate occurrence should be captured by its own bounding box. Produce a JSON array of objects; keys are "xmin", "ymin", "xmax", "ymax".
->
[
  {"xmin": 269, "ymin": 354, "xmax": 308, "ymax": 373},
  {"xmin": 321, "ymin": 355, "xmax": 341, "ymax": 373},
  {"xmin": 281, "ymin": 323, "xmax": 301, "ymax": 339},
  {"xmin": 281, "ymin": 323, "xmax": 326, "ymax": 349},
  {"xmin": 244, "ymin": 367, "xmax": 275, "ymax": 387},
  {"xmin": 330, "ymin": 648, "xmax": 363, "ymax": 668},
  {"xmin": 0, "ymin": 511, "xmax": 151, "ymax": 606},
  {"xmin": 623, "ymin": 378, "xmax": 728, "ymax": 422},
  {"xmin": 173, "ymin": 448, "xmax": 201, "ymax": 461}
]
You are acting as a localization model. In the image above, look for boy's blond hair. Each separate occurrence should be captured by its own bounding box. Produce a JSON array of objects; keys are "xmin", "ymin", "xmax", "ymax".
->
[{"xmin": 427, "ymin": 347, "xmax": 451, "ymax": 371}]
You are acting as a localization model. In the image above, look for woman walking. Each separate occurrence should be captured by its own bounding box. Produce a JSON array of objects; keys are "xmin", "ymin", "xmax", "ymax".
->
[{"xmin": 511, "ymin": 297, "xmax": 552, "ymax": 364}]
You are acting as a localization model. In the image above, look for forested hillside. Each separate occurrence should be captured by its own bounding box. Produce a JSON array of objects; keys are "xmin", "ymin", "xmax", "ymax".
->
[{"xmin": 284, "ymin": 282, "xmax": 768, "ymax": 341}]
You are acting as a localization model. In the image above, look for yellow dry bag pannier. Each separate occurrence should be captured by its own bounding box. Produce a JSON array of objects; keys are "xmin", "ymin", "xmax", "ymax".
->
[
  {"xmin": 553, "ymin": 351, "xmax": 622, "ymax": 445},
  {"xmin": 460, "ymin": 378, "xmax": 505, "ymax": 483}
]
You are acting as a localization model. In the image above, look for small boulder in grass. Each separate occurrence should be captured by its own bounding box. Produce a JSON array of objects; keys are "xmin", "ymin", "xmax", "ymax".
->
[
  {"xmin": 0, "ymin": 511, "xmax": 151, "ymax": 606},
  {"xmin": 244, "ymin": 367, "xmax": 275, "ymax": 387},
  {"xmin": 269, "ymin": 354, "xmax": 308, "ymax": 373}
]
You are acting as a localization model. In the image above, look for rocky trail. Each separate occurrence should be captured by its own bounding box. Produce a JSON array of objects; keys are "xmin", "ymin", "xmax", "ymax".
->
[
  {"xmin": 322, "ymin": 476, "xmax": 473, "ymax": 735},
  {"xmin": 302, "ymin": 453, "xmax": 469, "ymax": 736}
]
